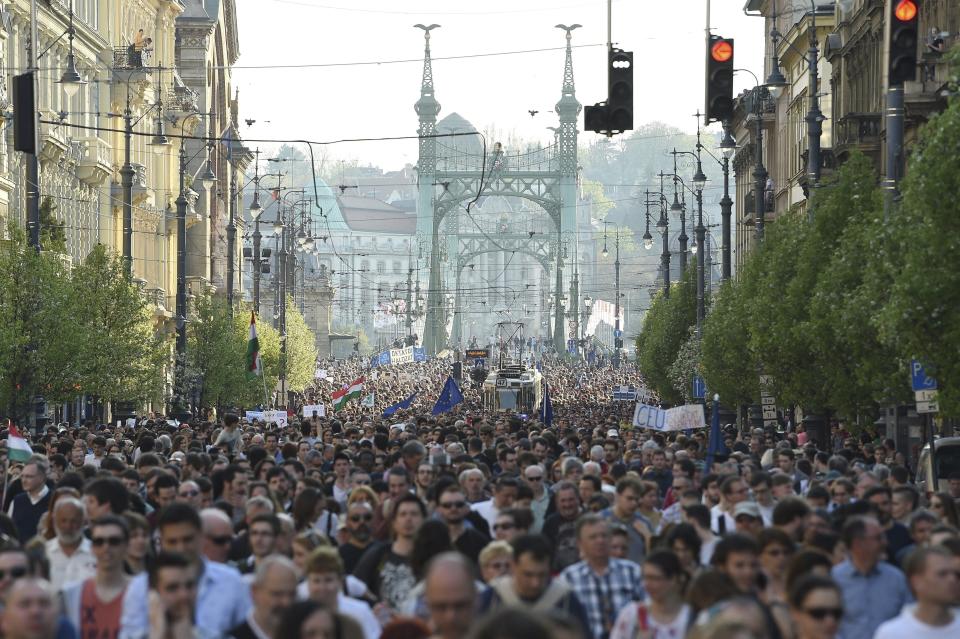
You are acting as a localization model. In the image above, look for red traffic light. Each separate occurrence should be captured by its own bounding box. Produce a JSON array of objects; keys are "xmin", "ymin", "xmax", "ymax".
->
[
  {"xmin": 711, "ymin": 40, "xmax": 733, "ymax": 63},
  {"xmin": 894, "ymin": 0, "xmax": 917, "ymax": 21}
]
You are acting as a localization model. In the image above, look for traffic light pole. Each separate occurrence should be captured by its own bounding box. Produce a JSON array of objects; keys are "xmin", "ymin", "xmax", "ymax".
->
[
  {"xmin": 753, "ymin": 92, "xmax": 767, "ymax": 243},
  {"xmin": 884, "ymin": 86, "xmax": 904, "ymax": 218},
  {"xmin": 25, "ymin": 1, "xmax": 40, "ymax": 251}
]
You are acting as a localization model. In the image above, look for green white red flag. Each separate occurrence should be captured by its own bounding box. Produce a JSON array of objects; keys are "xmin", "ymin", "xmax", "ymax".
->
[
  {"xmin": 332, "ymin": 377, "xmax": 364, "ymax": 412},
  {"xmin": 7, "ymin": 421, "xmax": 32, "ymax": 463}
]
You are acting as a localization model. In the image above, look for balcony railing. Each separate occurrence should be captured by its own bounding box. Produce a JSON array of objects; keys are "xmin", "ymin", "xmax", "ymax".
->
[
  {"xmin": 113, "ymin": 46, "xmax": 154, "ymax": 71},
  {"xmin": 835, "ymin": 112, "xmax": 881, "ymax": 149}
]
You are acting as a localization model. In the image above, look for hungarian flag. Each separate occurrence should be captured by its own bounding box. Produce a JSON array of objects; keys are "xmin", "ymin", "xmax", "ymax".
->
[
  {"xmin": 332, "ymin": 377, "xmax": 364, "ymax": 412},
  {"xmin": 246, "ymin": 312, "xmax": 262, "ymax": 379},
  {"xmin": 8, "ymin": 421, "xmax": 33, "ymax": 463}
]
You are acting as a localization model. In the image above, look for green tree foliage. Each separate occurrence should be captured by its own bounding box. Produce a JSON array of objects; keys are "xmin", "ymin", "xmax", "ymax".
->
[
  {"xmin": 284, "ymin": 298, "xmax": 319, "ymax": 392},
  {"xmin": 636, "ymin": 266, "xmax": 696, "ymax": 404},
  {"xmin": 882, "ymin": 86, "xmax": 960, "ymax": 414},
  {"xmin": 668, "ymin": 327, "xmax": 701, "ymax": 404},
  {"xmin": 0, "ymin": 235, "xmax": 165, "ymax": 419},
  {"xmin": 186, "ymin": 293, "xmax": 287, "ymax": 409},
  {"xmin": 698, "ymin": 153, "xmax": 911, "ymax": 419},
  {"xmin": 806, "ymin": 154, "xmax": 902, "ymax": 416},
  {"xmin": 700, "ymin": 278, "xmax": 757, "ymax": 407},
  {"xmin": 39, "ymin": 197, "xmax": 66, "ymax": 253},
  {"xmin": 64, "ymin": 245, "xmax": 167, "ymax": 404},
  {"xmin": 0, "ymin": 225, "xmax": 69, "ymax": 419}
]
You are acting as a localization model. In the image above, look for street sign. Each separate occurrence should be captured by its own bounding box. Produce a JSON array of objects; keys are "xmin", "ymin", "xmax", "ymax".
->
[
  {"xmin": 763, "ymin": 419, "xmax": 778, "ymax": 427},
  {"xmin": 761, "ymin": 396, "xmax": 776, "ymax": 406},
  {"xmin": 915, "ymin": 389, "xmax": 938, "ymax": 402},
  {"xmin": 911, "ymin": 359, "xmax": 938, "ymax": 391},
  {"xmin": 917, "ymin": 400, "xmax": 939, "ymax": 414},
  {"xmin": 614, "ymin": 329, "xmax": 623, "ymax": 339},
  {"xmin": 763, "ymin": 408, "xmax": 777, "ymax": 420},
  {"xmin": 465, "ymin": 348, "xmax": 490, "ymax": 359},
  {"xmin": 692, "ymin": 375, "xmax": 706, "ymax": 400}
]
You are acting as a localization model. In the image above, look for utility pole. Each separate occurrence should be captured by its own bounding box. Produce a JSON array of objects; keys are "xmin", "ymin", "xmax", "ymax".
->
[
  {"xmin": 613, "ymin": 228, "xmax": 621, "ymax": 368},
  {"xmin": 405, "ymin": 254, "xmax": 413, "ymax": 339},
  {"xmin": 226, "ymin": 149, "xmax": 237, "ymax": 310},
  {"xmin": 174, "ymin": 144, "xmax": 188, "ymax": 415},
  {"xmin": 570, "ymin": 268, "xmax": 580, "ymax": 359}
]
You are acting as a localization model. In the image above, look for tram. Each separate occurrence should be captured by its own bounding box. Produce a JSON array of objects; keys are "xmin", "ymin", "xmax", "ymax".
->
[{"xmin": 482, "ymin": 365, "xmax": 543, "ymax": 414}]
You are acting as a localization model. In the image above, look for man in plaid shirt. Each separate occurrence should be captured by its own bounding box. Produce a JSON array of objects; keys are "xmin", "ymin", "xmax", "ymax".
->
[{"xmin": 560, "ymin": 513, "xmax": 645, "ymax": 639}]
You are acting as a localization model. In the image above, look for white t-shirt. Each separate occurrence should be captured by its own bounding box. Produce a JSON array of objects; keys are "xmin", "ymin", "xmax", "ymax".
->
[
  {"xmin": 610, "ymin": 601, "xmax": 691, "ymax": 639},
  {"xmin": 874, "ymin": 610, "xmax": 960, "ymax": 639}
]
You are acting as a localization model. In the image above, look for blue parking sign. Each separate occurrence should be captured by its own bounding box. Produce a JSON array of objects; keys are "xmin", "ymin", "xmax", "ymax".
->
[{"xmin": 911, "ymin": 360, "xmax": 937, "ymax": 392}]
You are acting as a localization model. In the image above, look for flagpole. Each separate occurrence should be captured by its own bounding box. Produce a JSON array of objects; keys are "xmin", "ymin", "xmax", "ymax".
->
[
  {"xmin": 1, "ymin": 455, "xmax": 10, "ymax": 512},
  {"xmin": 261, "ymin": 369, "xmax": 270, "ymax": 408}
]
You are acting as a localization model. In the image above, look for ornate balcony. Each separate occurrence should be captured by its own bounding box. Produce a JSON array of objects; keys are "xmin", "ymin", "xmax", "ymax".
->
[
  {"xmin": 76, "ymin": 136, "xmax": 113, "ymax": 186},
  {"xmin": 834, "ymin": 112, "xmax": 881, "ymax": 162},
  {"xmin": 39, "ymin": 125, "xmax": 69, "ymax": 164}
]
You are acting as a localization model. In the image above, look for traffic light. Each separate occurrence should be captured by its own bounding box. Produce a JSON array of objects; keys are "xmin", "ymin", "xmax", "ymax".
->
[
  {"xmin": 584, "ymin": 48, "xmax": 634, "ymax": 135},
  {"xmin": 584, "ymin": 102, "xmax": 609, "ymax": 134},
  {"xmin": 889, "ymin": 0, "xmax": 919, "ymax": 86},
  {"xmin": 13, "ymin": 72, "xmax": 36, "ymax": 154},
  {"xmin": 607, "ymin": 48, "xmax": 633, "ymax": 133},
  {"xmin": 705, "ymin": 36, "xmax": 734, "ymax": 124}
]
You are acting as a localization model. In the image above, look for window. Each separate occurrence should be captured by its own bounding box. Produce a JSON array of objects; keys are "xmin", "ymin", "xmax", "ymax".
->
[
  {"xmin": 393, "ymin": 261, "xmax": 402, "ymax": 274},
  {"xmin": 377, "ymin": 262, "xmax": 385, "ymax": 275}
]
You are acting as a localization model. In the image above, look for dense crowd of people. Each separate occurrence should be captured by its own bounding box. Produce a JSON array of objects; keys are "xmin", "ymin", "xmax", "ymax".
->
[{"xmin": 0, "ymin": 357, "xmax": 958, "ymax": 639}]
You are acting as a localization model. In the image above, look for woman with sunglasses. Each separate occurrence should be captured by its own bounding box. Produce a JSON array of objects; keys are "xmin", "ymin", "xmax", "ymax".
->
[
  {"xmin": 930, "ymin": 491, "xmax": 960, "ymax": 528},
  {"xmin": 787, "ymin": 575, "xmax": 843, "ymax": 639}
]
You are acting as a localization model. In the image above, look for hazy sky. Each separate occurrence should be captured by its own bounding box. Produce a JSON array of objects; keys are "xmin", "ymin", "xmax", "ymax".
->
[{"xmin": 232, "ymin": 0, "xmax": 765, "ymax": 172}]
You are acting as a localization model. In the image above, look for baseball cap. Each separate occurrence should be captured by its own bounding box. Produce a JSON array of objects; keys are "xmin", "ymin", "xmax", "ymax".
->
[
  {"xmin": 606, "ymin": 428, "xmax": 619, "ymax": 438},
  {"xmin": 733, "ymin": 502, "xmax": 762, "ymax": 520}
]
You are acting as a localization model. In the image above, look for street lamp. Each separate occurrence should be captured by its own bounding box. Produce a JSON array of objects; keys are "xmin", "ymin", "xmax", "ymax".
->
[
  {"xmin": 718, "ymin": 126, "xmax": 736, "ymax": 280},
  {"xmin": 668, "ymin": 156, "xmax": 688, "ymax": 272},
  {"xmin": 116, "ymin": 67, "xmax": 169, "ymax": 277},
  {"xmin": 647, "ymin": 183, "xmax": 671, "ymax": 297},
  {"xmin": 642, "ymin": 203, "xmax": 654, "ymax": 250},
  {"xmin": 57, "ymin": 2, "xmax": 85, "ymax": 98},
  {"xmin": 198, "ymin": 157, "xmax": 216, "ymax": 190},
  {"xmin": 768, "ymin": 1, "xmax": 824, "ymax": 218},
  {"xmin": 736, "ymin": 69, "xmax": 773, "ymax": 244}
]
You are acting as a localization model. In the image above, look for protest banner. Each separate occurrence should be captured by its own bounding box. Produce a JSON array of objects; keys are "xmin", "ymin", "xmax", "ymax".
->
[
  {"xmin": 302, "ymin": 404, "xmax": 325, "ymax": 418},
  {"xmin": 632, "ymin": 403, "xmax": 707, "ymax": 431}
]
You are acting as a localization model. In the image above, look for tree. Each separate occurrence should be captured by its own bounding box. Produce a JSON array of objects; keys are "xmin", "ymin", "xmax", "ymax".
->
[
  {"xmin": 636, "ymin": 266, "xmax": 697, "ymax": 404},
  {"xmin": 668, "ymin": 327, "xmax": 701, "ymax": 404},
  {"xmin": 65, "ymin": 245, "xmax": 167, "ymax": 405},
  {"xmin": 187, "ymin": 292, "xmax": 247, "ymax": 409},
  {"xmin": 701, "ymin": 278, "xmax": 758, "ymax": 407},
  {"xmin": 805, "ymin": 153, "xmax": 901, "ymax": 418},
  {"xmin": 881, "ymin": 68, "xmax": 960, "ymax": 414},
  {"xmin": 0, "ymin": 225, "xmax": 70, "ymax": 420},
  {"xmin": 284, "ymin": 298, "xmax": 318, "ymax": 392}
]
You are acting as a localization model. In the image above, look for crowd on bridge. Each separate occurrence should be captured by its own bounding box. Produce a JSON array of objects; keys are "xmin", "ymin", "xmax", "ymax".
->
[{"xmin": 0, "ymin": 357, "xmax": 958, "ymax": 639}]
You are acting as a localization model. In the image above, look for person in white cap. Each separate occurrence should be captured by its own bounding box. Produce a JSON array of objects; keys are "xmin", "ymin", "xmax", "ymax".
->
[{"xmin": 733, "ymin": 501, "xmax": 764, "ymax": 537}]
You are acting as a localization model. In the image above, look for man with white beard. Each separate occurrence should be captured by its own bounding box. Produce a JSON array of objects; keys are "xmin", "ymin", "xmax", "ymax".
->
[{"xmin": 44, "ymin": 496, "xmax": 96, "ymax": 590}]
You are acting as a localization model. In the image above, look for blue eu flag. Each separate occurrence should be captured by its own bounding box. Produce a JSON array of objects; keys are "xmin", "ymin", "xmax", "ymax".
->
[
  {"xmin": 383, "ymin": 392, "xmax": 417, "ymax": 417},
  {"xmin": 705, "ymin": 395, "xmax": 729, "ymax": 472},
  {"xmin": 432, "ymin": 377, "xmax": 464, "ymax": 415},
  {"xmin": 540, "ymin": 383, "xmax": 553, "ymax": 428}
]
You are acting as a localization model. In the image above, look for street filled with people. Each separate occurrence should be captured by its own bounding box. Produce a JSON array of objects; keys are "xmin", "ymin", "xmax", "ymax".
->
[{"xmin": 0, "ymin": 357, "xmax": 959, "ymax": 639}]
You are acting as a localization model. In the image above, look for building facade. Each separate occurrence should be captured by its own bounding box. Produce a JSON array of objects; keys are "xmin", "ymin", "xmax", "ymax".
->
[{"xmin": 734, "ymin": 0, "xmax": 958, "ymax": 272}]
